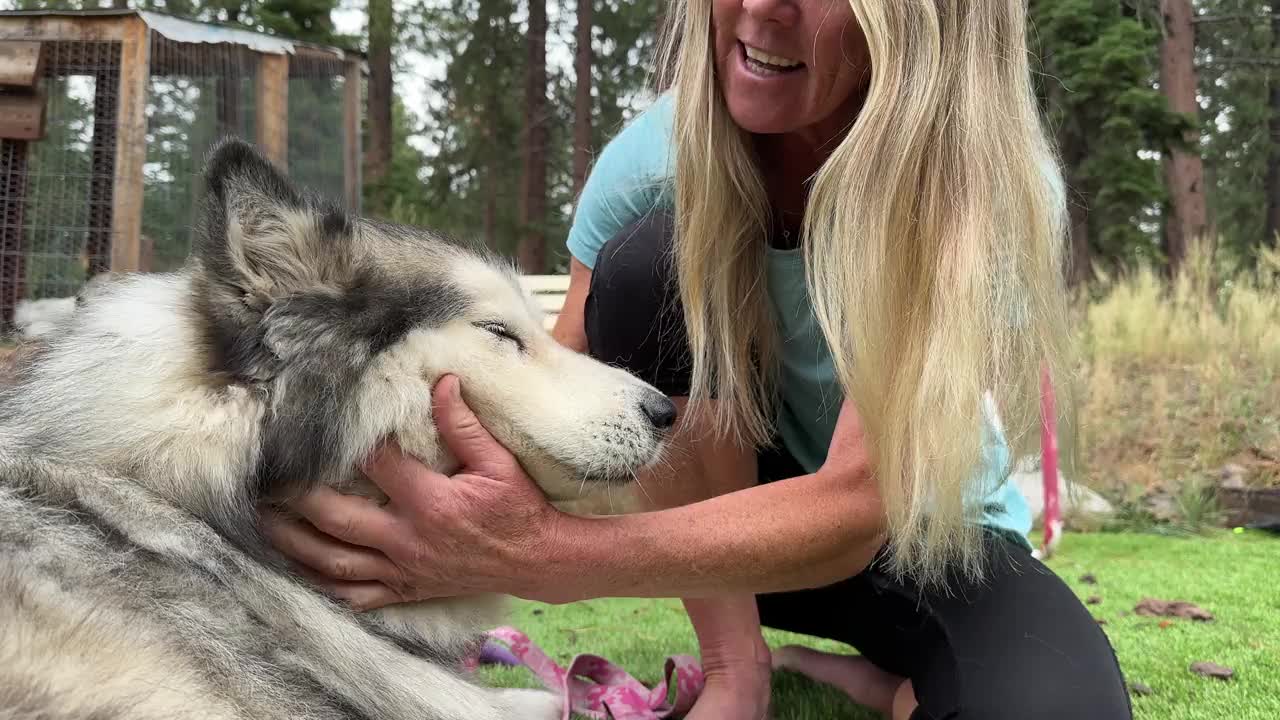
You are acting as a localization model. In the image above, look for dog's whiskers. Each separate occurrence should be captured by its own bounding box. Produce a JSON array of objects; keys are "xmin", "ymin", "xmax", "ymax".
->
[{"xmin": 629, "ymin": 467, "xmax": 655, "ymax": 507}]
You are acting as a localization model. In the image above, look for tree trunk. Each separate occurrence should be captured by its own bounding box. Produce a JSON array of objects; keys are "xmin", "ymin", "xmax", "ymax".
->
[
  {"xmin": 1048, "ymin": 64, "xmax": 1092, "ymax": 287},
  {"xmin": 1066, "ymin": 185, "xmax": 1091, "ymax": 287},
  {"xmin": 518, "ymin": 0, "xmax": 549, "ymax": 273},
  {"xmin": 1158, "ymin": 0, "xmax": 1208, "ymax": 276},
  {"xmin": 572, "ymin": 0, "xmax": 593, "ymax": 197},
  {"xmin": 1267, "ymin": 11, "xmax": 1280, "ymax": 248},
  {"xmin": 1057, "ymin": 137, "xmax": 1092, "ymax": 287},
  {"xmin": 365, "ymin": 0, "xmax": 394, "ymax": 192}
]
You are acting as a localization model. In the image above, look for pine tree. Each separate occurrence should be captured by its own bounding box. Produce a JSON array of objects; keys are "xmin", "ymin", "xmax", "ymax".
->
[{"xmin": 1029, "ymin": 0, "xmax": 1190, "ymax": 279}]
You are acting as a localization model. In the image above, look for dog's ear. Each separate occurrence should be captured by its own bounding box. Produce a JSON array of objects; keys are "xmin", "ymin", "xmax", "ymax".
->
[
  {"xmin": 194, "ymin": 139, "xmax": 356, "ymax": 381},
  {"xmin": 196, "ymin": 138, "xmax": 354, "ymax": 308}
]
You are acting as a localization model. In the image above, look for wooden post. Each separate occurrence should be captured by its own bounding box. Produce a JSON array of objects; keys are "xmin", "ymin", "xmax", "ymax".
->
[
  {"xmin": 110, "ymin": 15, "xmax": 150, "ymax": 273},
  {"xmin": 343, "ymin": 56, "xmax": 361, "ymax": 212},
  {"xmin": 255, "ymin": 53, "xmax": 288, "ymax": 170},
  {"xmin": 0, "ymin": 139, "xmax": 29, "ymax": 328}
]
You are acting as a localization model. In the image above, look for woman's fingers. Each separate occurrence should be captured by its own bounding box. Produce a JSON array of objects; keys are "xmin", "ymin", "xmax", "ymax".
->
[
  {"xmin": 262, "ymin": 510, "xmax": 404, "ymax": 585},
  {"xmin": 291, "ymin": 565, "xmax": 409, "ymax": 612},
  {"xmin": 288, "ymin": 484, "xmax": 406, "ymax": 552}
]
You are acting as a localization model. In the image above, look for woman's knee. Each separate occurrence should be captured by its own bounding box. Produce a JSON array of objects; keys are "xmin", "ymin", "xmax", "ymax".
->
[
  {"xmin": 952, "ymin": 677, "xmax": 1132, "ymax": 720},
  {"xmin": 583, "ymin": 208, "xmax": 690, "ymax": 394},
  {"xmin": 945, "ymin": 629, "xmax": 1133, "ymax": 720},
  {"xmin": 584, "ymin": 208, "xmax": 676, "ymax": 339}
]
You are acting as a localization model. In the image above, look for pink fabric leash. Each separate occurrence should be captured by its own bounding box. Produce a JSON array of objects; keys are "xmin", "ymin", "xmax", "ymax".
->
[{"xmin": 480, "ymin": 626, "xmax": 705, "ymax": 720}]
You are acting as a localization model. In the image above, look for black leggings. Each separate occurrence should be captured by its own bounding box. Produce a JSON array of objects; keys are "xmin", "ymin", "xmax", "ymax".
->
[{"xmin": 582, "ymin": 209, "xmax": 1133, "ymax": 720}]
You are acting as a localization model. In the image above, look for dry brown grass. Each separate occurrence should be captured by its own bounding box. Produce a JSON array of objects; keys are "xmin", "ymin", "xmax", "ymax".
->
[{"xmin": 1074, "ymin": 245, "xmax": 1280, "ymax": 507}]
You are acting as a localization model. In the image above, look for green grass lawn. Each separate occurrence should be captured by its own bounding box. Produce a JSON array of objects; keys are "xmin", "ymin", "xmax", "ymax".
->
[{"xmin": 482, "ymin": 529, "xmax": 1277, "ymax": 719}]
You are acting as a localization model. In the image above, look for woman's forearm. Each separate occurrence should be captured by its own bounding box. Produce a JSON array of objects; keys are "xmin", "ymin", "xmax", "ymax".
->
[{"xmin": 530, "ymin": 467, "xmax": 884, "ymax": 603}]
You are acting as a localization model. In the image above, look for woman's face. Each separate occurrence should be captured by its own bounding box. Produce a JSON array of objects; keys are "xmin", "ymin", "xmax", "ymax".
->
[{"xmin": 712, "ymin": 0, "xmax": 870, "ymax": 141}]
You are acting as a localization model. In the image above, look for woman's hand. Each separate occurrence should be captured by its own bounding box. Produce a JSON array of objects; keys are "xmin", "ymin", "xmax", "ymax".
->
[{"xmin": 261, "ymin": 374, "xmax": 562, "ymax": 610}]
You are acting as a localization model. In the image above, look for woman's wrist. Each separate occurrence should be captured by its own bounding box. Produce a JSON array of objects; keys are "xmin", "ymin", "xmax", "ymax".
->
[
  {"xmin": 510, "ymin": 507, "xmax": 603, "ymax": 604},
  {"xmin": 684, "ymin": 595, "xmax": 771, "ymax": 667}
]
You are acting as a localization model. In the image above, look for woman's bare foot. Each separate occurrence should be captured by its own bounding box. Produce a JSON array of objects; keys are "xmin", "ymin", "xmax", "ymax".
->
[
  {"xmin": 683, "ymin": 651, "xmax": 772, "ymax": 720},
  {"xmin": 771, "ymin": 645, "xmax": 906, "ymax": 717},
  {"xmin": 683, "ymin": 675, "xmax": 772, "ymax": 720}
]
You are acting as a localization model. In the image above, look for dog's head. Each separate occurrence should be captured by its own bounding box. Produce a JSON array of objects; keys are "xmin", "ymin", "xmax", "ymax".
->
[{"xmin": 194, "ymin": 140, "xmax": 675, "ymax": 503}]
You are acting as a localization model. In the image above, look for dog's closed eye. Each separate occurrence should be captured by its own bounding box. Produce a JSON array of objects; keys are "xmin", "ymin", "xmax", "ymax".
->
[{"xmin": 474, "ymin": 321, "xmax": 525, "ymax": 352}]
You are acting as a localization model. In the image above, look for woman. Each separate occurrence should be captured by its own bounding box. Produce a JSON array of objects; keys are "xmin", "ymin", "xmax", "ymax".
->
[{"xmin": 265, "ymin": 0, "xmax": 1133, "ymax": 717}]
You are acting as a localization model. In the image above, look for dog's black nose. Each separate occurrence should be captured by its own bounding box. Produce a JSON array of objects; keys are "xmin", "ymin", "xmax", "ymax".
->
[{"xmin": 641, "ymin": 393, "xmax": 678, "ymax": 430}]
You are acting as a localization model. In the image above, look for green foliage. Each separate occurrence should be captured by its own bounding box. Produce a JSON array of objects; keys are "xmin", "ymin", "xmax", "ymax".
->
[
  {"xmin": 1195, "ymin": 0, "xmax": 1275, "ymax": 264},
  {"xmin": 362, "ymin": 96, "xmax": 435, "ymax": 224},
  {"xmin": 404, "ymin": 0, "xmax": 526, "ymax": 251},
  {"xmin": 1030, "ymin": 0, "xmax": 1190, "ymax": 269},
  {"xmin": 376, "ymin": 0, "xmax": 658, "ymax": 270},
  {"xmin": 589, "ymin": 0, "xmax": 662, "ymax": 141},
  {"xmin": 18, "ymin": 0, "xmax": 1280, "ymax": 279}
]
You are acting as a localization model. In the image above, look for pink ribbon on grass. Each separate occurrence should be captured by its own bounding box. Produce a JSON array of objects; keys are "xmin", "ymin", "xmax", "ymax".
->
[{"xmin": 481, "ymin": 626, "xmax": 705, "ymax": 720}]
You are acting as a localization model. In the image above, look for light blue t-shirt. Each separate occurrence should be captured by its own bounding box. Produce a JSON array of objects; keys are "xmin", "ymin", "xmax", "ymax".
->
[{"xmin": 566, "ymin": 93, "xmax": 1033, "ymax": 550}]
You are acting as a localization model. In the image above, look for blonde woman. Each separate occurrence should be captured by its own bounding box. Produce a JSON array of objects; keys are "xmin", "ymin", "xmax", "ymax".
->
[{"xmin": 266, "ymin": 0, "xmax": 1133, "ymax": 717}]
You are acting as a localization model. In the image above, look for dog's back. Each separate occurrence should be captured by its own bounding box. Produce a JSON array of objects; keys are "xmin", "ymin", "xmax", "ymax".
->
[
  {"xmin": 0, "ymin": 456, "xmax": 267, "ymax": 720},
  {"xmin": 0, "ymin": 450, "xmax": 562, "ymax": 720}
]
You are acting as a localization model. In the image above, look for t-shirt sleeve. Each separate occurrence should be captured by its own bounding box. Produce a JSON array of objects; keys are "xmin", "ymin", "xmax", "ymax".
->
[{"xmin": 565, "ymin": 100, "xmax": 673, "ymax": 269}]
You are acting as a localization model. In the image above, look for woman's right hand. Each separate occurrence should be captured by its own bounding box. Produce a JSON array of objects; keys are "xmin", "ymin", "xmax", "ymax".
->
[{"xmin": 262, "ymin": 375, "xmax": 566, "ymax": 609}]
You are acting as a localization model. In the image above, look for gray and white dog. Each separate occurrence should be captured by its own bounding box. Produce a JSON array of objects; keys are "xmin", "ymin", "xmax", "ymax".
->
[{"xmin": 0, "ymin": 139, "xmax": 677, "ymax": 720}]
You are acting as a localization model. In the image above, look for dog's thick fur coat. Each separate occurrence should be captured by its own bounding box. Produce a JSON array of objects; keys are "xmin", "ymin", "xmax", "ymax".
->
[{"xmin": 0, "ymin": 140, "xmax": 675, "ymax": 720}]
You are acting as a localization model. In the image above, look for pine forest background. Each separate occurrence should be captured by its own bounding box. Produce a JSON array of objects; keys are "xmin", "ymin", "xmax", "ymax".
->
[{"xmin": 5, "ymin": 0, "xmax": 1280, "ymax": 279}]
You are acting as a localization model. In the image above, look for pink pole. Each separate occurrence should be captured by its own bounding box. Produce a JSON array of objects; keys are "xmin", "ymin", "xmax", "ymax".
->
[{"xmin": 1040, "ymin": 364, "xmax": 1062, "ymax": 557}]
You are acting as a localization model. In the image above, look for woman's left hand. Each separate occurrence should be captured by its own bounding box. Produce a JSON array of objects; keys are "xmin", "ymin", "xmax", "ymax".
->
[{"xmin": 261, "ymin": 374, "xmax": 562, "ymax": 611}]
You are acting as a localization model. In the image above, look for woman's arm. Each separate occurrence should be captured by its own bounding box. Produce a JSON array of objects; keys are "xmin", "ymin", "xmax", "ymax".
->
[
  {"xmin": 549, "ymin": 257, "xmax": 592, "ymax": 353},
  {"xmin": 532, "ymin": 404, "xmax": 883, "ymax": 602}
]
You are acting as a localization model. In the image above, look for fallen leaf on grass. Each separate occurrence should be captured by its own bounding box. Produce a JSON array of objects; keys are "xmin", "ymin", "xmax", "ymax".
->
[
  {"xmin": 1190, "ymin": 661, "xmax": 1234, "ymax": 680},
  {"xmin": 1135, "ymin": 597, "xmax": 1214, "ymax": 621},
  {"xmin": 1087, "ymin": 595, "xmax": 1102, "ymax": 605},
  {"xmin": 1079, "ymin": 573, "xmax": 1098, "ymax": 585},
  {"xmin": 1128, "ymin": 681, "xmax": 1154, "ymax": 697},
  {"xmin": 1159, "ymin": 620, "xmax": 1173, "ymax": 629},
  {"xmin": 1095, "ymin": 617, "xmax": 1108, "ymax": 625}
]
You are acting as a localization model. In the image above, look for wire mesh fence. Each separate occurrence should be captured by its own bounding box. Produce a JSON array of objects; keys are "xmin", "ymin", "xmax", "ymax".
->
[
  {"xmin": 288, "ymin": 51, "xmax": 350, "ymax": 210},
  {"xmin": 143, "ymin": 34, "xmax": 258, "ymax": 273},
  {"xmin": 0, "ymin": 10, "xmax": 362, "ymax": 334},
  {"xmin": 2, "ymin": 39, "xmax": 120, "ymax": 321}
]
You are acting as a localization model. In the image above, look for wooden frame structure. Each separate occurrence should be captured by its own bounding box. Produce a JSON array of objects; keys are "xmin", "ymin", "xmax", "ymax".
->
[{"xmin": 0, "ymin": 10, "xmax": 364, "ymax": 326}]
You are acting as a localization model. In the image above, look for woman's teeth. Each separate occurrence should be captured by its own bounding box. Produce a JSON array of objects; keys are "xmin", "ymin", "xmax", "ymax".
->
[{"xmin": 744, "ymin": 44, "xmax": 802, "ymax": 70}]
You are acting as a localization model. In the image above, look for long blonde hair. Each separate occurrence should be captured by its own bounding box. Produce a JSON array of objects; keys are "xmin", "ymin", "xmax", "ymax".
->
[{"xmin": 655, "ymin": 0, "xmax": 1077, "ymax": 587}]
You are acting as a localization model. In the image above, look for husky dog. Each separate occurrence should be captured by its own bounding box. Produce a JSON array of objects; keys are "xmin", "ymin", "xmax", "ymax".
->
[{"xmin": 0, "ymin": 140, "xmax": 677, "ymax": 720}]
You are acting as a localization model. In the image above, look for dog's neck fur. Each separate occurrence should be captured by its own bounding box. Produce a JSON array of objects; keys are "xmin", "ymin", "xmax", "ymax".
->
[{"xmin": 0, "ymin": 271, "xmax": 404, "ymax": 533}]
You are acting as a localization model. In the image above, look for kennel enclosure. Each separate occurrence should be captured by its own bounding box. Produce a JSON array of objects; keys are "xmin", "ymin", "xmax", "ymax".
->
[{"xmin": 0, "ymin": 9, "xmax": 365, "ymax": 329}]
